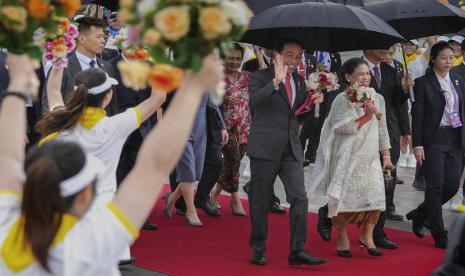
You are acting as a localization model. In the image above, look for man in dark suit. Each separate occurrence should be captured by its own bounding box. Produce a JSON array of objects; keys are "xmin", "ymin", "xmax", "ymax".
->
[
  {"xmin": 247, "ymin": 38, "xmax": 326, "ymax": 266},
  {"xmin": 317, "ymin": 49, "xmax": 412, "ymax": 250},
  {"xmin": 407, "ymin": 54, "xmax": 465, "ymax": 248},
  {"xmin": 41, "ymin": 16, "xmax": 118, "ymax": 115},
  {"xmin": 110, "ymin": 52, "xmax": 160, "ymax": 230}
]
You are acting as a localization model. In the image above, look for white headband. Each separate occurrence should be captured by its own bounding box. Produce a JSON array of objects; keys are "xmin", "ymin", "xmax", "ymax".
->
[
  {"xmin": 60, "ymin": 154, "xmax": 105, "ymax": 197},
  {"xmin": 87, "ymin": 73, "xmax": 119, "ymax": 94}
]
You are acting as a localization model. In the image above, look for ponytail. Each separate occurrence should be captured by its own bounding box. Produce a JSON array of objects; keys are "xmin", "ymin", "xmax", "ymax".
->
[
  {"xmin": 21, "ymin": 158, "xmax": 67, "ymax": 271},
  {"xmin": 35, "ymin": 84, "xmax": 88, "ymax": 137},
  {"xmin": 22, "ymin": 142, "xmax": 85, "ymax": 271}
]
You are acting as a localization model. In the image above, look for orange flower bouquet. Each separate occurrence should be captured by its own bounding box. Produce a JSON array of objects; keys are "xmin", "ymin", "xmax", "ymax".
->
[
  {"xmin": 116, "ymin": 0, "xmax": 252, "ymax": 94},
  {"xmin": 0, "ymin": 0, "xmax": 80, "ymax": 59}
]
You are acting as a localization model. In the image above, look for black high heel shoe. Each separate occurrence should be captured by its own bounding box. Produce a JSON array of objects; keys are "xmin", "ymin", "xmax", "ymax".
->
[
  {"xmin": 358, "ymin": 240, "xmax": 382, "ymax": 256},
  {"xmin": 337, "ymin": 250, "xmax": 352, "ymax": 258}
]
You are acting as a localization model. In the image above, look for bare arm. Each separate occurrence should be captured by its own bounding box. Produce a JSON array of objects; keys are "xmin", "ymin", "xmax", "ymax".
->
[
  {"xmin": 136, "ymin": 88, "xmax": 166, "ymax": 123},
  {"xmin": 113, "ymin": 54, "xmax": 223, "ymax": 229},
  {"xmin": 46, "ymin": 67, "xmax": 65, "ymax": 110},
  {"xmin": 0, "ymin": 55, "xmax": 37, "ymax": 192}
]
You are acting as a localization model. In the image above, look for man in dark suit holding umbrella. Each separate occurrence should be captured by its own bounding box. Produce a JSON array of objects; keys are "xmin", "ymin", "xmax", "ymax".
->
[{"xmin": 247, "ymin": 38, "xmax": 327, "ymax": 266}]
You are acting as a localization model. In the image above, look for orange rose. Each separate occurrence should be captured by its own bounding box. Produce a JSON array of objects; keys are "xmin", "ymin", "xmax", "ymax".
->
[
  {"xmin": 57, "ymin": 0, "xmax": 80, "ymax": 17},
  {"xmin": 117, "ymin": 60, "xmax": 151, "ymax": 91},
  {"xmin": 143, "ymin": 28, "xmax": 162, "ymax": 46},
  {"xmin": 1, "ymin": 6, "xmax": 28, "ymax": 32},
  {"xmin": 53, "ymin": 37, "xmax": 65, "ymax": 45},
  {"xmin": 198, "ymin": 7, "xmax": 232, "ymax": 40},
  {"xmin": 58, "ymin": 18, "xmax": 71, "ymax": 31},
  {"xmin": 154, "ymin": 6, "xmax": 190, "ymax": 42},
  {"xmin": 52, "ymin": 44, "xmax": 68, "ymax": 58},
  {"xmin": 135, "ymin": 49, "xmax": 150, "ymax": 61},
  {"xmin": 147, "ymin": 64, "xmax": 183, "ymax": 92},
  {"xmin": 28, "ymin": 0, "xmax": 50, "ymax": 20}
]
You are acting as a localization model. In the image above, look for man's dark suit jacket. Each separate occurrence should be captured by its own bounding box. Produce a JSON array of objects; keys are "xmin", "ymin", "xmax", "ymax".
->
[
  {"xmin": 368, "ymin": 62, "xmax": 409, "ymax": 144},
  {"xmin": 451, "ymin": 63, "xmax": 465, "ymax": 80},
  {"xmin": 412, "ymin": 70, "xmax": 465, "ymax": 149},
  {"xmin": 391, "ymin": 59, "xmax": 411, "ymax": 138},
  {"xmin": 41, "ymin": 53, "xmax": 119, "ymax": 115},
  {"xmin": 0, "ymin": 52, "xmax": 8, "ymax": 93},
  {"xmin": 247, "ymin": 67, "xmax": 308, "ymax": 162}
]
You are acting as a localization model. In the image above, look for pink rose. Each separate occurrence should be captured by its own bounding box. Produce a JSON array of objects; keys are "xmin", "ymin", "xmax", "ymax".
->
[
  {"xmin": 45, "ymin": 42, "xmax": 54, "ymax": 50},
  {"xmin": 67, "ymin": 25, "xmax": 79, "ymax": 39},
  {"xmin": 127, "ymin": 25, "xmax": 141, "ymax": 46}
]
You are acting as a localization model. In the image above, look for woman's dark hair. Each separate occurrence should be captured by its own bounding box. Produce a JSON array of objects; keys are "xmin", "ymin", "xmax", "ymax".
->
[
  {"xmin": 428, "ymin": 42, "xmax": 454, "ymax": 68},
  {"xmin": 36, "ymin": 68, "xmax": 111, "ymax": 137},
  {"xmin": 232, "ymin": 43, "xmax": 244, "ymax": 58},
  {"xmin": 342, "ymin": 58, "xmax": 368, "ymax": 83},
  {"xmin": 22, "ymin": 141, "xmax": 87, "ymax": 271}
]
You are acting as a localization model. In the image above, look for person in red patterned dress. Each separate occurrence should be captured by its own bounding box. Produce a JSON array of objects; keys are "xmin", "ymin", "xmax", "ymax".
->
[{"xmin": 211, "ymin": 45, "xmax": 251, "ymax": 216}]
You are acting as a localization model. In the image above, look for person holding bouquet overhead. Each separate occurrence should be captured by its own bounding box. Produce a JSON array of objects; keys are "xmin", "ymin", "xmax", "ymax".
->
[{"xmin": 308, "ymin": 58, "xmax": 392, "ymax": 258}]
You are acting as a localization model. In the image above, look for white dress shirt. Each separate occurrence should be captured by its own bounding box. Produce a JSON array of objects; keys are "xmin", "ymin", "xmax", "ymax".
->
[
  {"xmin": 75, "ymin": 50, "xmax": 99, "ymax": 70},
  {"xmin": 435, "ymin": 70, "xmax": 459, "ymax": 126}
]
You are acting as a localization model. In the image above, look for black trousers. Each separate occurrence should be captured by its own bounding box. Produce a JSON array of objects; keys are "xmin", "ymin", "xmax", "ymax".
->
[
  {"xmin": 411, "ymin": 127, "xmax": 462, "ymax": 238},
  {"xmin": 300, "ymin": 116, "xmax": 324, "ymax": 161},
  {"xmin": 170, "ymin": 139, "xmax": 223, "ymax": 211},
  {"xmin": 248, "ymin": 145, "xmax": 308, "ymax": 253},
  {"xmin": 385, "ymin": 140, "xmax": 401, "ymax": 213},
  {"xmin": 116, "ymin": 131, "xmax": 143, "ymax": 186}
]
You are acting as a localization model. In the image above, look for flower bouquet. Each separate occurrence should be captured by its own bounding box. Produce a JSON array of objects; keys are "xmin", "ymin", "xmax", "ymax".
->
[
  {"xmin": 0, "ymin": 0, "xmax": 80, "ymax": 59},
  {"xmin": 296, "ymin": 66, "xmax": 340, "ymax": 118},
  {"xmin": 43, "ymin": 18, "xmax": 79, "ymax": 68},
  {"xmin": 117, "ymin": 0, "xmax": 252, "ymax": 94},
  {"xmin": 345, "ymin": 83, "xmax": 381, "ymax": 120}
]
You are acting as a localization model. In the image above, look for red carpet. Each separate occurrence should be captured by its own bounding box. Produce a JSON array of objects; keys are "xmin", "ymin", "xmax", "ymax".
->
[{"xmin": 132, "ymin": 185, "xmax": 444, "ymax": 276}]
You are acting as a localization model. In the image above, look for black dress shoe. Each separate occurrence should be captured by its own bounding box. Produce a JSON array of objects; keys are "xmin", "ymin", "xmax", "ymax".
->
[
  {"xmin": 270, "ymin": 203, "xmax": 286, "ymax": 214},
  {"xmin": 337, "ymin": 250, "xmax": 352, "ymax": 258},
  {"xmin": 288, "ymin": 250, "xmax": 328, "ymax": 266},
  {"xmin": 251, "ymin": 251, "xmax": 267, "ymax": 265},
  {"xmin": 142, "ymin": 220, "xmax": 158, "ymax": 230},
  {"xmin": 119, "ymin": 256, "xmax": 136, "ymax": 266},
  {"xmin": 434, "ymin": 236, "xmax": 448, "ymax": 249},
  {"xmin": 374, "ymin": 237, "xmax": 398, "ymax": 249},
  {"xmin": 412, "ymin": 178, "xmax": 426, "ymax": 191},
  {"xmin": 396, "ymin": 179, "xmax": 405, "ymax": 185},
  {"xmin": 317, "ymin": 208, "xmax": 332, "ymax": 241},
  {"xmin": 386, "ymin": 211, "xmax": 404, "ymax": 221},
  {"xmin": 303, "ymin": 159, "xmax": 311, "ymax": 167},
  {"xmin": 243, "ymin": 181, "xmax": 250, "ymax": 194},
  {"xmin": 406, "ymin": 211, "xmax": 424, "ymax": 238},
  {"xmin": 195, "ymin": 201, "xmax": 220, "ymax": 217}
]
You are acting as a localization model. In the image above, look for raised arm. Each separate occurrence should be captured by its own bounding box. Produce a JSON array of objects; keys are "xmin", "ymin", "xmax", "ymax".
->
[
  {"xmin": 136, "ymin": 88, "xmax": 167, "ymax": 123},
  {"xmin": 0, "ymin": 54, "xmax": 37, "ymax": 192},
  {"xmin": 46, "ymin": 67, "xmax": 65, "ymax": 110},
  {"xmin": 113, "ymin": 54, "xmax": 224, "ymax": 229}
]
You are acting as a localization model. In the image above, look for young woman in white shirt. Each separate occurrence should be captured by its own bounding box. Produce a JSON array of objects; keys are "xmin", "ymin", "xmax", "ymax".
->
[{"xmin": 0, "ymin": 54, "xmax": 223, "ymax": 275}]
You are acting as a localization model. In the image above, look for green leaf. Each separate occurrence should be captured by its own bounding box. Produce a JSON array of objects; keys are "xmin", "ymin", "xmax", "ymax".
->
[{"xmin": 191, "ymin": 54, "xmax": 202, "ymax": 72}]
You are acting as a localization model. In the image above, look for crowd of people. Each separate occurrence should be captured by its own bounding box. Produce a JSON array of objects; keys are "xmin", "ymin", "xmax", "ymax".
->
[{"xmin": 1, "ymin": 5, "xmax": 465, "ymax": 275}]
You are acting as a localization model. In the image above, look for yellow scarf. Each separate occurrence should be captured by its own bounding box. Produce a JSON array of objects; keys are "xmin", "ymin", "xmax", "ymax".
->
[
  {"xmin": 1, "ymin": 214, "xmax": 78, "ymax": 272},
  {"xmin": 454, "ymin": 56, "xmax": 463, "ymax": 67},
  {"xmin": 79, "ymin": 107, "xmax": 107, "ymax": 129},
  {"xmin": 39, "ymin": 107, "xmax": 107, "ymax": 145}
]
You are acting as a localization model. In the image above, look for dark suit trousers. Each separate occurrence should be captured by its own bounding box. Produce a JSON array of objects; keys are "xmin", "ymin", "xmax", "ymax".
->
[
  {"xmin": 170, "ymin": 139, "xmax": 223, "ymax": 211},
  {"xmin": 385, "ymin": 140, "xmax": 401, "ymax": 213},
  {"xmin": 116, "ymin": 131, "xmax": 143, "ymax": 186},
  {"xmin": 412, "ymin": 128, "xmax": 462, "ymax": 237},
  {"xmin": 300, "ymin": 116, "xmax": 324, "ymax": 161},
  {"xmin": 249, "ymin": 145, "xmax": 308, "ymax": 253}
]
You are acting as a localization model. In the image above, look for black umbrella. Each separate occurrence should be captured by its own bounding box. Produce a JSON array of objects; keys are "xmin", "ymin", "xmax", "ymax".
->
[
  {"xmin": 245, "ymin": 0, "xmax": 363, "ymax": 15},
  {"xmin": 241, "ymin": 2, "xmax": 404, "ymax": 52},
  {"xmin": 363, "ymin": 0, "xmax": 465, "ymax": 40},
  {"xmin": 364, "ymin": 0, "xmax": 465, "ymax": 102},
  {"xmin": 81, "ymin": 0, "xmax": 119, "ymax": 11}
]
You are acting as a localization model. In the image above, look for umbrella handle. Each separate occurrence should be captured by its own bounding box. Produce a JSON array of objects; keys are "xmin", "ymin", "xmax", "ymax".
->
[
  {"xmin": 401, "ymin": 43, "xmax": 415, "ymax": 103},
  {"xmin": 408, "ymin": 86, "xmax": 415, "ymax": 103},
  {"xmin": 314, "ymin": 103, "xmax": 320, "ymax": 118}
]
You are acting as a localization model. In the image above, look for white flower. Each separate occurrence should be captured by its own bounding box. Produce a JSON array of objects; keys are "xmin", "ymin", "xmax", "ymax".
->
[
  {"xmin": 356, "ymin": 91, "xmax": 364, "ymax": 101},
  {"xmin": 33, "ymin": 28, "xmax": 46, "ymax": 48},
  {"xmin": 137, "ymin": 0, "xmax": 158, "ymax": 17},
  {"xmin": 221, "ymin": 0, "xmax": 253, "ymax": 26}
]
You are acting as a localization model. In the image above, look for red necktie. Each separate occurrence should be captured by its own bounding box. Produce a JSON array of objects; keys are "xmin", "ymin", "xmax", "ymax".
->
[{"xmin": 285, "ymin": 74, "xmax": 293, "ymax": 107}]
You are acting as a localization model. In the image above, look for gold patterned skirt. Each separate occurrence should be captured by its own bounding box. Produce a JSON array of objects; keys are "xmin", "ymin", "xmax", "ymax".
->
[{"xmin": 332, "ymin": 210, "xmax": 381, "ymax": 229}]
